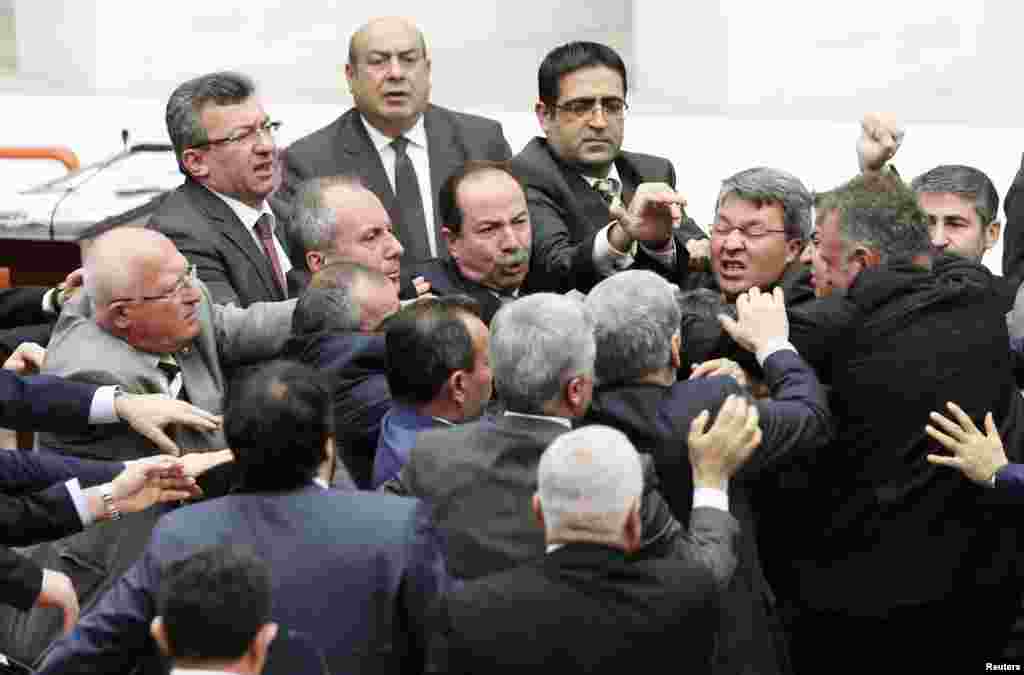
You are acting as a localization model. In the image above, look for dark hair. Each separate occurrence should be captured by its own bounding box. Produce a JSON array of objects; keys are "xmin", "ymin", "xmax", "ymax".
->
[
  {"xmin": 385, "ymin": 295, "xmax": 481, "ymax": 405},
  {"xmin": 910, "ymin": 164, "xmax": 1001, "ymax": 225},
  {"xmin": 292, "ymin": 261, "xmax": 389, "ymax": 335},
  {"xmin": 158, "ymin": 545, "xmax": 271, "ymax": 662},
  {"xmin": 676, "ymin": 288, "xmax": 736, "ymax": 374},
  {"xmin": 439, "ymin": 160, "xmax": 524, "ymax": 235},
  {"xmin": 538, "ymin": 41, "xmax": 627, "ymax": 108},
  {"xmin": 225, "ymin": 360, "xmax": 332, "ymax": 490},
  {"xmin": 165, "ymin": 71, "xmax": 256, "ymax": 173},
  {"xmin": 815, "ymin": 173, "xmax": 932, "ymax": 263}
]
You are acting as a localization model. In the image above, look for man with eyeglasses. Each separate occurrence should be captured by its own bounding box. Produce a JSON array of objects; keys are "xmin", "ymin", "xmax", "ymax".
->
[
  {"xmin": 510, "ymin": 41, "xmax": 707, "ymax": 295},
  {"xmin": 148, "ymin": 71, "xmax": 291, "ymax": 308},
  {"xmin": 274, "ymin": 17, "xmax": 512, "ymax": 280}
]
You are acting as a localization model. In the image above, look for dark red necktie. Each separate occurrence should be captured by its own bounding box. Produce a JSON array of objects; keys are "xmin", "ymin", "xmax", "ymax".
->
[{"xmin": 254, "ymin": 213, "xmax": 286, "ymax": 296}]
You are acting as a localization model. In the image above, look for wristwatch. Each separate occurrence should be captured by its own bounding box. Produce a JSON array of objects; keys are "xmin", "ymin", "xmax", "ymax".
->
[{"xmin": 100, "ymin": 484, "xmax": 122, "ymax": 520}]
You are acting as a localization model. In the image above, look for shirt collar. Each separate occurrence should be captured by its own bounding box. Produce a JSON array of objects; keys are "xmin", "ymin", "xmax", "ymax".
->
[
  {"xmin": 361, "ymin": 113, "xmax": 428, "ymax": 153},
  {"xmin": 503, "ymin": 410, "xmax": 572, "ymax": 429},
  {"xmin": 580, "ymin": 162, "xmax": 621, "ymax": 190},
  {"xmin": 203, "ymin": 184, "xmax": 273, "ymax": 231}
]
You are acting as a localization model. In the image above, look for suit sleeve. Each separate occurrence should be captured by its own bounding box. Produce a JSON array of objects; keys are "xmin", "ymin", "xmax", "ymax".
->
[
  {"xmin": 995, "ymin": 464, "xmax": 1024, "ymax": 501},
  {"xmin": 0, "ymin": 448, "xmax": 122, "ymax": 495},
  {"xmin": 487, "ymin": 122, "xmax": 513, "ymax": 161},
  {"xmin": 399, "ymin": 499, "xmax": 449, "ymax": 673},
  {"xmin": 740, "ymin": 349, "xmax": 833, "ymax": 477},
  {"xmin": 0, "ymin": 483, "xmax": 84, "ymax": 547},
  {"xmin": 1003, "ymin": 153, "xmax": 1024, "ymax": 288},
  {"xmin": 525, "ymin": 186, "xmax": 588, "ymax": 293},
  {"xmin": 0, "ymin": 287, "xmax": 50, "ymax": 329},
  {"xmin": 212, "ymin": 297, "xmax": 297, "ymax": 367},
  {"xmin": 148, "ymin": 215, "xmax": 241, "ymax": 307},
  {"xmin": 0, "ymin": 368, "xmax": 97, "ymax": 431},
  {"xmin": 0, "ymin": 545, "xmax": 44, "ymax": 611}
]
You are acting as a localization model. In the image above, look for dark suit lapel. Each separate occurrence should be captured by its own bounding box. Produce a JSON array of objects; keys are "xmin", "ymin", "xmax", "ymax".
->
[
  {"xmin": 615, "ymin": 154, "xmax": 642, "ymax": 207},
  {"xmin": 424, "ymin": 106, "xmax": 463, "ymax": 254},
  {"xmin": 572, "ymin": 173, "xmax": 613, "ymax": 240},
  {"xmin": 338, "ymin": 112, "xmax": 403, "ymax": 234},
  {"xmin": 184, "ymin": 181, "xmax": 283, "ymax": 301}
]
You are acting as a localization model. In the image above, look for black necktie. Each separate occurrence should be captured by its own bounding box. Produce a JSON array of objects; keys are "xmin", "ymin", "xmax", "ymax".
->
[
  {"xmin": 391, "ymin": 136, "xmax": 432, "ymax": 262},
  {"xmin": 594, "ymin": 177, "xmax": 621, "ymax": 207}
]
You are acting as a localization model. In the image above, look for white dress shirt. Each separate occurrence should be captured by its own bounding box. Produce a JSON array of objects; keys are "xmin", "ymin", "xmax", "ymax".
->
[{"xmin": 361, "ymin": 114, "xmax": 437, "ymax": 257}]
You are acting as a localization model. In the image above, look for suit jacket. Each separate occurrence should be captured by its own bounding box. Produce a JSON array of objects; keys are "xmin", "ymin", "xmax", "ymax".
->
[
  {"xmin": 402, "ymin": 413, "xmax": 739, "ymax": 584},
  {"xmin": 274, "ymin": 104, "xmax": 513, "ymax": 266},
  {"xmin": 0, "ymin": 288, "xmax": 48, "ymax": 329},
  {"xmin": 285, "ymin": 331, "xmax": 390, "ymax": 489},
  {"xmin": 585, "ymin": 350, "xmax": 831, "ymax": 675},
  {"xmin": 148, "ymin": 178, "xmax": 289, "ymax": 307},
  {"xmin": 404, "ymin": 257, "xmax": 506, "ymax": 324},
  {"xmin": 373, "ymin": 404, "xmax": 444, "ymax": 489},
  {"xmin": 0, "ymin": 370, "xmax": 96, "ymax": 433},
  {"xmin": 1004, "ymin": 152, "xmax": 1024, "ymax": 289},
  {"xmin": 39, "ymin": 282, "xmax": 296, "ymax": 462},
  {"xmin": 510, "ymin": 137, "xmax": 707, "ymax": 293},
  {"xmin": 443, "ymin": 542, "xmax": 721, "ymax": 674},
  {"xmin": 37, "ymin": 486, "xmax": 448, "ymax": 675},
  {"xmin": 995, "ymin": 463, "xmax": 1024, "ymax": 499},
  {"xmin": 0, "ymin": 450, "xmax": 122, "ymax": 611}
]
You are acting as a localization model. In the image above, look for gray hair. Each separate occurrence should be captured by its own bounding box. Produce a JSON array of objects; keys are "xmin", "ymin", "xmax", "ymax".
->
[
  {"xmin": 165, "ymin": 71, "xmax": 256, "ymax": 174},
  {"xmin": 291, "ymin": 261, "xmax": 387, "ymax": 335},
  {"xmin": 291, "ymin": 175, "xmax": 365, "ymax": 256},
  {"xmin": 584, "ymin": 270, "xmax": 680, "ymax": 387},
  {"xmin": 490, "ymin": 293, "xmax": 595, "ymax": 414},
  {"xmin": 910, "ymin": 164, "xmax": 1001, "ymax": 225},
  {"xmin": 717, "ymin": 167, "xmax": 813, "ymax": 242},
  {"xmin": 538, "ymin": 425, "xmax": 643, "ymax": 539}
]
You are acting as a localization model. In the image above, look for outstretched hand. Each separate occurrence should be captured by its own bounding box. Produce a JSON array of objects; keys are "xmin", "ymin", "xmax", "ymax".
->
[
  {"xmin": 688, "ymin": 394, "xmax": 762, "ymax": 489},
  {"xmin": 925, "ymin": 402, "xmax": 1008, "ymax": 485},
  {"xmin": 115, "ymin": 394, "xmax": 222, "ymax": 456}
]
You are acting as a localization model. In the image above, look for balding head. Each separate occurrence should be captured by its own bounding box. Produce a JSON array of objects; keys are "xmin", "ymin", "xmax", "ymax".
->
[
  {"xmin": 535, "ymin": 425, "xmax": 643, "ymax": 551},
  {"xmin": 348, "ymin": 17, "xmax": 426, "ymax": 65},
  {"xmin": 85, "ymin": 227, "xmax": 202, "ymax": 353}
]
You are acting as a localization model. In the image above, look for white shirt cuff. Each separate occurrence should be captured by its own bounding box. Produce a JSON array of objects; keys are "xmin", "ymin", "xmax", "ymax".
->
[
  {"xmin": 89, "ymin": 386, "xmax": 119, "ymax": 424},
  {"xmin": 65, "ymin": 478, "xmax": 94, "ymax": 527},
  {"xmin": 693, "ymin": 486, "xmax": 729, "ymax": 512},
  {"xmin": 42, "ymin": 288, "xmax": 56, "ymax": 315},
  {"xmin": 593, "ymin": 222, "xmax": 636, "ymax": 276},
  {"xmin": 755, "ymin": 339, "xmax": 797, "ymax": 368},
  {"xmin": 638, "ymin": 237, "xmax": 677, "ymax": 268}
]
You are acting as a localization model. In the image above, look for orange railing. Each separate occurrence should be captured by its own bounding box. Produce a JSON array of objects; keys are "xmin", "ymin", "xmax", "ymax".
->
[{"xmin": 0, "ymin": 146, "xmax": 80, "ymax": 172}]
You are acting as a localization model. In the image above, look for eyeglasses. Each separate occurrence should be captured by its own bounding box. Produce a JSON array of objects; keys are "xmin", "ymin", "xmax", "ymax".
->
[
  {"xmin": 191, "ymin": 120, "xmax": 282, "ymax": 149},
  {"xmin": 711, "ymin": 222, "xmax": 788, "ymax": 238},
  {"xmin": 113, "ymin": 264, "xmax": 197, "ymax": 304},
  {"xmin": 553, "ymin": 97, "xmax": 629, "ymax": 120}
]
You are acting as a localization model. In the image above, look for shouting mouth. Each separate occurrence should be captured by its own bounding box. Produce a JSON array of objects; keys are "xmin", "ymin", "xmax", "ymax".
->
[{"xmin": 718, "ymin": 260, "xmax": 747, "ymax": 278}]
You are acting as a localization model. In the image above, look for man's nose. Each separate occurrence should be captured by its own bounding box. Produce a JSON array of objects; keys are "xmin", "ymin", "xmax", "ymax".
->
[
  {"xmin": 387, "ymin": 231, "xmax": 404, "ymax": 258},
  {"xmin": 800, "ymin": 244, "xmax": 813, "ymax": 264}
]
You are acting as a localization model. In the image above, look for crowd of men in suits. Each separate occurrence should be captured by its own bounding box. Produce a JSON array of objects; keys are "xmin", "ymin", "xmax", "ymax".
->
[{"xmin": 4, "ymin": 13, "xmax": 1024, "ymax": 675}]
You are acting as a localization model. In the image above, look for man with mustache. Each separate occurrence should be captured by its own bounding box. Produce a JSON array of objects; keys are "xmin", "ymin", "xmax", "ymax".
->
[
  {"xmin": 274, "ymin": 17, "xmax": 512, "ymax": 271},
  {"xmin": 510, "ymin": 41, "xmax": 707, "ymax": 295}
]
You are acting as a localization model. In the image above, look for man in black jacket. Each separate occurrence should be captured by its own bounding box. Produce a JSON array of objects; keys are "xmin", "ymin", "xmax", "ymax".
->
[{"xmin": 781, "ymin": 173, "xmax": 1024, "ymax": 671}]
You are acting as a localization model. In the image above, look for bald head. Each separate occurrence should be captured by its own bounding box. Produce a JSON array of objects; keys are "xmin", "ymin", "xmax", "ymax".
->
[
  {"xmin": 348, "ymin": 17, "xmax": 427, "ymax": 65},
  {"xmin": 536, "ymin": 425, "xmax": 643, "ymax": 549},
  {"xmin": 85, "ymin": 228, "xmax": 179, "ymax": 306}
]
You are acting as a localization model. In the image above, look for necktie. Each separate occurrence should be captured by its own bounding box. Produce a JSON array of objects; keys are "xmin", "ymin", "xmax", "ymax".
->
[
  {"xmin": 391, "ymin": 136, "xmax": 432, "ymax": 262},
  {"xmin": 593, "ymin": 177, "xmax": 622, "ymax": 208},
  {"xmin": 254, "ymin": 213, "xmax": 286, "ymax": 296},
  {"xmin": 157, "ymin": 357, "xmax": 183, "ymax": 399}
]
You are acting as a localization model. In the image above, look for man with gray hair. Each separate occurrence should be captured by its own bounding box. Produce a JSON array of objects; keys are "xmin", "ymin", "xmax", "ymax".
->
[
  {"xmin": 443, "ymin": 410, "xmax": 759, "ymax": 674},
  {"xmin": 149, "ymin": 71, "xmax": 290, "ymax": 307},
  {"xmin": 399, "ymin": 292, "xmax": 743, "ymax": 584},
  {"xmin": 285, "ymin": 262, "xmax": 399, "ymax": 488},
  {"xmin": 709, "ymin": 167, "xmax": 814, "ymax": 304},
  {"xmin": 583, "ymin": 268, "xmax": 830, "ymax": 675}
]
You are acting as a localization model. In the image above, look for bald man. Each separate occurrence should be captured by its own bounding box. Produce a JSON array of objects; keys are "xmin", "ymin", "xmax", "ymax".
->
[{"xmin": 274, "ymin": 16, "xmax": 512, "ymax": 270}]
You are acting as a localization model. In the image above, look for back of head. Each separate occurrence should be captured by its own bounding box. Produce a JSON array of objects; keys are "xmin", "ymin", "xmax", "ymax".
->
[
  {"xmin": 537, "ymin": 425, "xmax": 643, "ymax": 545},
  {"xmin": 538, "ymin": 41, "xmax": 627, "ymax": 107},
  {"xmin": 292, "ymin": 261, "xmax": 391, "ymax": 335},
  {"xmin": 385, "ymin": 295, "xmax": 481, "ymax": 405},
  {"xmin": 156, "ymin": 545, "xmax": 271, "ymax": 663},
  {"xmin": 677, "ymin": 288, "xmax": 735, "ymax": 373},
  {"xmin": 717, "ymin": 167, "xmax": 812, "ymax": 243},
  {"xmin": 817, "ymin": 172, "xmax": 932, "ymax": 263},
  {"xmin": 490, "ymin": 293, "xmax": 595, "ymax": 414},
  {"xmin": 225, "ymin": 360, "xmax": 332, "ymax": 491},
  {"xmin": 910, "ymin": 164, "xmax": 1000, "ymax": 226},
  {"xmin": 584, "ymin": 270, "xmax": 680, "ymax": 386},
  {"xmin": 165, "ymin": 71, "xmax": 255, "ymax": 173}
]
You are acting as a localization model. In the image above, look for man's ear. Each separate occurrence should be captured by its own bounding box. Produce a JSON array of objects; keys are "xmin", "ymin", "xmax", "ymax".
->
[
  {"xmin": 442, "ymin": 226, "xmax": 459, "ymax": 258},
  {"xmin": 985, "ymin": 220, "xmax": 1002, "ymax": 252},
  {"xmin": 784, "ymin": 237, "xmax": 803, "ymax": 264},
  {"xmin": 250, "ymin": 622, "xmax": 279, "ymax": 665},
  {"xmin": 622, "ymin": 499, "xmax": 642, "ymax": 553},
  {"xmin": 110, "ymin": 302, "xmax": 133, "ymax": 331},
  {"xmin": 449, "ymin": 370, "xmax": 467, "ymax": 406},
  {"xmin": 535, "ymin": 101, "xmax": 552, "ymax": 133},
  {"xmin": 150, "ymin": 617, "xmax": 171, "ymax": 657},
  {"xmin": 532, "ymin": 493, "xmax": 546, "ymax": 531},
  {"xmin": 854, "ymin": 245, "xmax": 881, "ymax": 269},
  {"xmin": 305, "ymin": 250, "xmax": 326, "ymax": 273},
  {"xmin": 565, "ymin": 375, "xmax": 587, "ymax": 414},
  {"xmin": 180, "ymin": 148, "xmax": 208, "ymax": 180},
  {"xmin": 344, "ymin": 62, "xmax": 355, "ymax": 89},
  {"xmin": 670, "ymin": 331, "xmax": 682, "ymax": 371}
]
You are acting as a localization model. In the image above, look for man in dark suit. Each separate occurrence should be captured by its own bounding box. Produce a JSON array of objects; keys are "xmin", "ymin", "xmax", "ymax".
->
[
  {"xmin": 285, "ymin": 262, "xmax": 400, "ymax": 488},
  {"xmin": 443, "ymin": 417, "xmax": 757, "ymax": 674},
  {"xmin": 274, "ymin": 17, "xmax": 512, "ymax": 270},
  {"xmin": 511, "ymin": 41, "xmax": 706, "ymax": 294},
  {"xmin": 582, "ymin": 269, "xmax": 831, "ymax": 675},
  {"xmin": 399, "ymin": 293, "xmax": 740, "ymax": 584},
  {"xmin": 37, "ymin": 361, "xmax": 447, "ymax": 675},
  {"xmin": 782, "ymin": 174, "xmax": 1024, "ymax": 671},
  {"xmin": 148, "ymin": 71, "xmax": 291, "ymax": 307}
]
